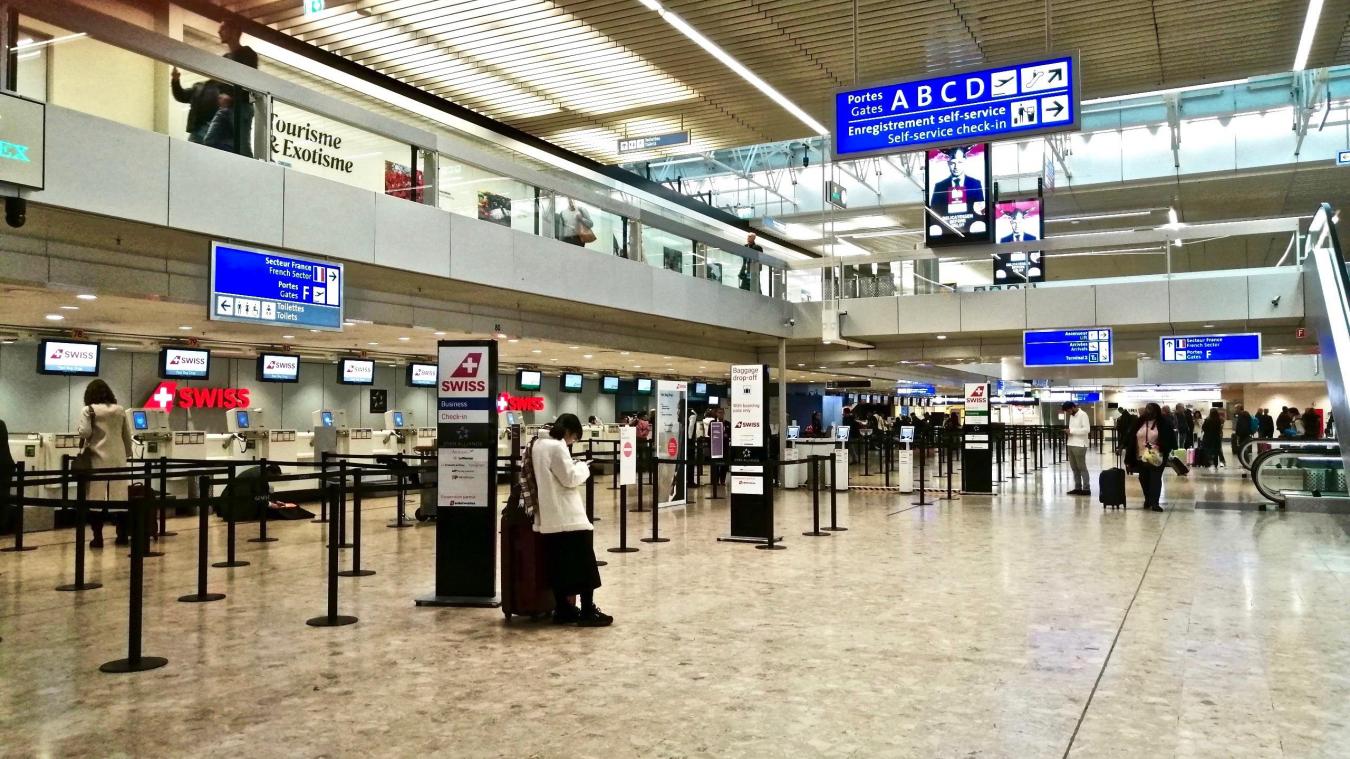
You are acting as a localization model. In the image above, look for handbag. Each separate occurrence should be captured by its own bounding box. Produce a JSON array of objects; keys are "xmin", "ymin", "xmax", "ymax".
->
[
  {"xmin": 71, "ymin": 406, "xmax": 95, "ymax": 473},
  {"xmin": 575, "ymin": 207, "xmax": 596, "ymax": 244},
  {"xmin": 1139, "ymin": 443, "xmax": 1163, "ymax": 468}
]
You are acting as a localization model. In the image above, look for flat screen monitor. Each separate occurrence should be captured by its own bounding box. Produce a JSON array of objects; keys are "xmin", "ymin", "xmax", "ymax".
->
[
  {"xmin": 407, "ymin": 362, "xmax": 437, "ymax": 388},
  {"xmin": 159, "ymin": 347, "xmax": 211, "ymax": 380},
  {"xmin": 993, "ymin": 198, "xmax": 1045, "ymax": 284},
  {"xmin": 517, "ymin": 369, "xmax": 542, "ymax": 391},
  {"xmin": 257, "ymin": 353, "xmax": 300, "ymax": 383},
  {"xmin": 391, "ymin": 411, "xmax": 405, "ymax": 429},
  {"xmin": 504, "ymin": 411, "xmax": 520, "ymax": 427},
  {"xmin": 600, "ymin": 375, "xmax": 620, "ymax": 394},
  {"xmin": 235, "ymin": 410, "xmax": 251, "ymax": 430},
  {"xmin": 834, "ymin": 426, "xmax": 851, "ymax": 442},
  {"xmin": 786, "ymin": 425, "xmax": 801, "ymax": 440},
  {"xmin": 131, "ymin": 410, "xmax": 149, "ymax": 431},
  {"xmin": 321, "ymin": 411, "xmax": 334, "ymax": 428},
  {"xmin": 339, "ymin": 358, "xmax": 374, "ymax": 385},
  {"xmin": 898, "ymin": 426, "xmax": 915, "ymax": 443},
  {"xmin": 692, "ymin": 382, "xmax": 708, "ymax": 397},
  {"xmin": 635, "ymin": 377, "xmax": 653, "ymax": 395},
  {"xmin": 924, "ymin": 143, "xmax": 992, "ymax": 246},
  {"xmin": 707, "ymin": 396, "xmax": 719, "ymax": 406},
  {"xmin": 560, "ymin": 373, "xmax": 583, "ymax": 393},
  {"xmin": 37, "ymin": 339, "xmax": 100, "ymax": 376}
]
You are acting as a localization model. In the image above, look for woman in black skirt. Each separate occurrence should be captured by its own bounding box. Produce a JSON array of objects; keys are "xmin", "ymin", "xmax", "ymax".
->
[{"xmin": 532, "ymin": 413, "xmax": 612, "ymax": 627}]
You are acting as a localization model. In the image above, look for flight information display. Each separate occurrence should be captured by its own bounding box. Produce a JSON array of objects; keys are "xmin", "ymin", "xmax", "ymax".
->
[
  {"xmin": 1024, "ymin": 328, "xmax": 1113, "ymax": 367},
  {"xmin": 1160, "ymin": 334, "xmax": 1261, "ymax": 363}
]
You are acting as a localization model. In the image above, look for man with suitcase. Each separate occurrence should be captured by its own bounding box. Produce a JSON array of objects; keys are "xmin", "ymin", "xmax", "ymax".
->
[{"xmin": 1064, "ymin": 401, "xmax": 1092, "ymax": 496}]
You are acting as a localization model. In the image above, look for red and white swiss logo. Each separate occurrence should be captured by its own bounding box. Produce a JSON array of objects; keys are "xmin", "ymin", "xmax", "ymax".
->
[
  {"xmin": 144, "ymin": 381, "xmax": 250, "ymax": 412},
  {"xmin": 451, "ymin": 352, "xmax": 483, "ymax": 378},
  {"xmin": 147, "ymin": 381, "xmax": 179, "ymax": 412}
]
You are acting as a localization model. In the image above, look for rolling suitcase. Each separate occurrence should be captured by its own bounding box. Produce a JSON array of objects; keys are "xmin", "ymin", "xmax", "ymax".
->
[
  {"xmin": 1099, "ymin": 467, "xmax": 1127, "ymax": 509},
  {"xmin": 500, "ymin": 506, "xmax": 553, "ymax": 621}
]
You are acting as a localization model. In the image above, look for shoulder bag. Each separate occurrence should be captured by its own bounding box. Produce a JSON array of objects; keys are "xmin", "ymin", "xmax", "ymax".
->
[{"xmin": 72, "ymin": 406, "xmax": 95, "ymax": 474}]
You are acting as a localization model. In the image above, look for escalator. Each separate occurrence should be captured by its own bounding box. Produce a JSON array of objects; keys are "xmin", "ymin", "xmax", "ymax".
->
[
  {"xmin": 1249, "ymin": 442, "xmax": 1348, "ymax": 511},
  {"xmin": 1301, "ymin": 203, "xmax": 1350, "ymax": 473}
]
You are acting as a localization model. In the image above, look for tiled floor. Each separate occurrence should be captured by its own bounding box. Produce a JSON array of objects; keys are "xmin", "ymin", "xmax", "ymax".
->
[{"xmin": 1, "ymin": 450, "xmax": 1346, "ymax": 758}]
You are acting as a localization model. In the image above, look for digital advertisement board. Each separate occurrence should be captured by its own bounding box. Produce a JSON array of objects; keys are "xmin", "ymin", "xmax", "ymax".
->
[
  {"xmin": 925, "ymin": 144, "xmax": 991, "ymax": 246},
  {"xmin": 159, "ymin": 347, "xmax": 211, "ymax": 379},
  {"xmin": 993, "ymin": 198, "xmax": 1045, "ymax": 284},
  {"xmin": 210, "ymin": 242, "xmax": 343, "ymax": 331},
  {"xmin": 257, "ymin": 353, "xmax": 300, "ymax": 383},
  {"xmin": 37, "ymin": 339, "xmax": 100, "ymax": 376},
  {"xmin": 1024, "ymin": 328, "xmax": 1113, "ymax": 367},
  {"xmin": 1160, "ymin": 334, "xmax": 1262, "ymax": 363},
  {"xmin": 834, "ymin": 55, "xmax": 1079, "ymax": 158}
]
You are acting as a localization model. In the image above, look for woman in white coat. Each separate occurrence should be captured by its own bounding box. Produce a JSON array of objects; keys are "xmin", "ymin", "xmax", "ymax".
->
[
  {"xmin": 77, "ymin": 379, "xmax": 134, "ymax": 548},
  {"xmin": 532, "ymin": 413, "xmax": 612, "ymax": 627}
]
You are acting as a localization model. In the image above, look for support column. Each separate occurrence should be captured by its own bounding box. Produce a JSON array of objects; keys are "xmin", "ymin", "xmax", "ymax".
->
[{"xmin": 777, "ymin": 338, "xmax": 788, "ymax": 465}]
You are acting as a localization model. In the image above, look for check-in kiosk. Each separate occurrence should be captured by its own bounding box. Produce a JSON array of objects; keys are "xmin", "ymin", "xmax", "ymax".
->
[
  {"xmin": 128, "ymin": 409, "xmax": 208, "ymax": 497},
  {"xmin": 895, "ymin": 425, "xmax": 915, "ymax": 493},
  {"xmin": 789, "ymin": 425, "xmax": 849, "ymax": 491},
  {"xmin": 383, "ymin": 410, "xmax": 435, "ymax": 456},
  {"xmin": 7, "ymin": 431, "xmax": 51, "ymax": 531},
  {"xmin": 312, "ymin": 409, "xmax": 374, "ymax": 458},
  {"xmin": 226, "ymin": 408, "xmax": 271, "ymax": 458},
  {"xmin": 781, "ymin": 424, "xmax": 803, "ymax": 489}
]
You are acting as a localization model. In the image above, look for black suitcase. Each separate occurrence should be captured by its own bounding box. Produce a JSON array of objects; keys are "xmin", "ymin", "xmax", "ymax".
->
[{"xmin": 1099, "ymin": 468, "xmax": 1127, "ymax": 509}]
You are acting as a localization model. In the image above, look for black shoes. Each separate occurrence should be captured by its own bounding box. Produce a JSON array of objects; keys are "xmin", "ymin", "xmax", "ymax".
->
[
  {"xmin": 1068, "ymin": 489, "xmax": 1091, "ymax": 496},
  {"xmin": 1149, "ymin": 505, "xmax": 1165, "ymax": 512},
  {"xmin": 552, "ymin": 605, "xmax": 581, "ymax": 625},
  {"xmin": 577, "ymin": 606, "xmax": 614, "ymax": 627},
  {"xmin": 89, "ymin": 538, "xmax": 103, "ymax": 550}
]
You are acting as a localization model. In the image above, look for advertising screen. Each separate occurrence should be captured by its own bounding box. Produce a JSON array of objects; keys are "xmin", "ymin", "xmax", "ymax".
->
[
  {"xmin": 407, "ymin": 362, "xmax": 438, "ymax": 387},
  {"xmin": 257, "ymin": 353, "xmax": 300, "ymax": 383},
  {"xmin": 339, "ymin": 358, "xmax": 374, "ymax": 385},
  {"xmin": 517, "ymin": 370, "xmax": 542, "ymax": 391},
  {"xmin": 160, "ymin": 347, "xmax": 211, "ymax": 380},
  {"xmin": 635, "ymin": 377, "xmax": 653, "ymax": 395},
  {"xmin": 925, "ymin": 144, "xmax": 991, "ymax": 246},
  {"xmin": 37, "ymin": 340, "xmax": 101, "ymax": 376},
  {"xmin": 992, "ymin": 198, "xmax": 1045, "ymax": 284},
  {"xmin": 1024, "ymin": 328, "xmax": 1113, "ymax": 367},
  {"xmin": 561, "ymin": 373, "xmax": 583, "ymax": 393},
  {"xmin": 600, "ymin": 375, "xmax": 620, "ymax": 394}
]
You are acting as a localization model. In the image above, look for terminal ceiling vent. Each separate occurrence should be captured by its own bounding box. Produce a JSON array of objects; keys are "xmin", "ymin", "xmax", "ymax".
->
[{"xmin": 216, "ymin": 0, "xmax": 1348, "ymax": 163}]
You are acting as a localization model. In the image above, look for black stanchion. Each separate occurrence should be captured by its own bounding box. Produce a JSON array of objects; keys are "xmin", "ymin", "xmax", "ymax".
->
[
  {"xmin": 57, "ymin": 457, "xmax": 102, "ymax": 591},
  {"xmin": 755, "ymin": 462, "xmax": 786, "ymax": 551},
  {"xmin": 335, "ymin": 461, "xmax": 352, "ymax": 548},
  {"xmin": 312, "ymin": 454, "xmax": 330, "ymax": 524},
  {"xmin": 388, "ymin": 453, "xmax": 414, "ymax": 528},
  {"xmin": 608, "ymin": 484, "xmax": 638, "ymax": 554},
  {"xmin": 912, "ymin": 437, "xmax": 933, "ymax": 506},
  {"xmin": 941, "ymin": 436, "xmax": 959, "ymax": 501},
  {"xmin": 825, "ymin": 453, "xmax": 846, "ymax": 531},
  {"xmin": 100, "ymin": 500, "xmax": 168, "ymax": 673},
  {"xmin": 804, "ymin": 457, "xmax": 829, "ymax": 537},
  {"xmin": 995, "ymin": 428, "xmax": 1006, "ymax": 484},
  {"xmin": 2, "ymin": 462, "xmax": 36, "ymax": 553},
  {"xmin": 213, "ymin": 464, "xmax": 248, "ymax": 568},
  {"xmin": 137, "ymin": 460, "xmax": 164, "ymax": 558},
  {"xmin": 632, "ymin": 462, "xmax": 647, "ymax": 512},
  {"xmin": 180, "ymin": 475, "xmax": 226, "ymax": 603},
  {"xmin": 640, "ymin": 460, "xmax": 669, "ymax": 544},
  {"xmin": 338, "ymin": 471, "xmax": 375, "ymax": 577},
  {"xmin": 249, "ymin": 458, "xmax": 278, "ymax": 544},
  {"xmin": 307, "ymin": 480, "xmax": 358, "ymax": 628},
  {"xmin": 586, "ymin": 472, "xmax": 608, "ymax": 566},
  {"xmin": 157, "ymin": 457, "xmax": 176, "ymax": 538}
]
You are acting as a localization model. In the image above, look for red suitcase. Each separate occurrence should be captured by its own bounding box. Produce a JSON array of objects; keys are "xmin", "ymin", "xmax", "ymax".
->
[{"xmin": 500, "ymin": 506, "xmax": 553, "ymax": 621}]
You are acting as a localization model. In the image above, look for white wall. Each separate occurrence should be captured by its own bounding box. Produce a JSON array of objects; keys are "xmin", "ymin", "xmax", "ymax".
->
[{"xmin": 1241, "ymin": 383, "xmax": 1329, "ymax": 415}]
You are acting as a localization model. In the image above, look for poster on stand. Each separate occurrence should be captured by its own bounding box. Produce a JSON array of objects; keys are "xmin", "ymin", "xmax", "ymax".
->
[
  {"xmin": 417, "ymin": 341, "xmax": 499, "ymax": 608},
  {"xmin": 655, "ymin": 380, "xmax": 687, "ymax": 508},
  {"xmin": 618, "ymin": 426, "xmax": 638, "ymax": 486},
  {"xmin": 725, "ymin": 364, "xmax": 775, "ymax": 542},
  {"xmin": 962, "ymin": 382, "xmax": 993, "ymax": 494}
]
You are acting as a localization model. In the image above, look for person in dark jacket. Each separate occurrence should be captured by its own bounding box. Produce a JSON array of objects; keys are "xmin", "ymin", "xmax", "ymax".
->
[
  {"xmin": 1302, "ymin": 407, "xmax": 1323, "ymax": 439},
  {"xmin": 169, "ymin": 69, "xmax": 221, "ymax": 144},
  {"xmin": 1275, "ymin": 407, "xmax": 1293, "ymax": 437},
  {"xmin": 1200, "ymin": 409, "xmax": 1224, "ymax": 469},
  {"xmin": 1258, "ymin": 408, "xmax": 1275, "ymax": 439},
  {"xmin": 1124, "ymin": 402, "xmax": 1177, "ymax": 512}
]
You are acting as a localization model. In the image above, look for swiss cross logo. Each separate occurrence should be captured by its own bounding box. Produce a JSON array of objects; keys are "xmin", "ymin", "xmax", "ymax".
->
[
  {"xmin": 451, "ymin": 353, "xmax": 483, "ymax": 378},
  {"xmin": 496, "ymin": 391, "xmax": 545, "ymax": 413},
  {"xmin": 968, "ymin": 385, "xmax": 986, "ymax": 399},
  {"xmin": 147, "ymin": 381, "xmax": 179, "ymax": 412},
  {"xmin": 496, "ymin": 394, "xmax": 510, "ymax": 413}
]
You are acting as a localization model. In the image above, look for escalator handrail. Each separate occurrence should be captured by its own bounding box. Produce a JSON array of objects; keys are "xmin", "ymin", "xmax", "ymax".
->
[
  {"xmin": 1248, "ymin": 444, "xmax": 1342, "ymax": 506},
  {"xmin": 1239, "ymin": 437, "xmax": 1341, "ymax": 471}
]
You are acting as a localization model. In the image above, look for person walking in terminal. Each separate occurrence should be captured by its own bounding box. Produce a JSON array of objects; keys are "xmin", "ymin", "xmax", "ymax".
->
[
  {"xmin": 1063, "ymin": 401, "xmax": 1092, "ymax": 496},
  {"xmin": 1258, "ymin": 408, "xmax": 1275, "ymax": 439},
  {"xmin": 1114, "ymin": 406, "xmax": 1136, "ymax": 457},
  {"xmin": 1232, "ymin": 404, "xmax": 1254, "ymax": 458},
  {"xmin": 1302, "ymin": 406, "xmax": 1323, "ymax": 439},
  {"xmin": 1200, "ymin": 408, "xmax": 1224, "ymax": 469},
  {"xmin": 77, "ymin": 380, "xmax": 134, "ymax": 548},
  {"xmin": 555, "ymin": 198, "xmax": 594, "ymax": 247},
  {"xmin": 531, "ymin": 413, "xmax": 611, "ymax": 628},
  {"xmin": 1125, "ymin": 402, "xmax": 1177, "ymax": 512}
]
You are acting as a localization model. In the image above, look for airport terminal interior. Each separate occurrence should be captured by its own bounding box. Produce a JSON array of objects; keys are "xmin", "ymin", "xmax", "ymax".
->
[{"xmin": 2, "ymin": 0, "xmax": 1349, "ymax": 756}]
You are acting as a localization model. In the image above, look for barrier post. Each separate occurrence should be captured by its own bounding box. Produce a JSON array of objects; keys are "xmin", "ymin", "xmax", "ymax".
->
[
  {"xmin": 388, "ymin": 453, "xmax": 413, "ymax": 528},
  {"xmin": 755, "ymin": 463, "xmax": 786, "ymax": 550},
  {"xmin": 640, "ymin": 460, "xmax": 669, "ymax": 543},
  {"xmin": 157, "ymin": 456, "xmax": 176, "ymax": 537},
  {"xmin": 608, "ymin": 485, "xmax": 638, "ymax": 553},
  {"xmin": 338, "ymin": 470, "xmax": 375, "ymax": 577},
  {"xmin": 996, "ymin": 427, "xmax": 1005, "ymax": 483},
  {"xmin": 137, "ymin": 460, "xmax": 164, "ymax": 558},
  {"xmin": 179, "ymin": 474, "xmax": 225, "ymax": 603},
  {"xmin": 912, "ymin": 435, "xmax": 933, "ymax": 506},
  {"xmin": 213, "ymin": 463, "xmax": 248, "ymax": 568},
  {"xmin": 825, "ymin": 452, "xmax": 846, "ymax": 531},
  {"xmin": 57, "ymin": 457, "xmax": 101, "ymax": 590},
  {"xmin": 586, "ymin": 472, "xmax": 607, "ymax": 566},
  {"xmin": 633, "ymin": 460, "xmax": 647, "ymax": 512},
  {"xmin": 2, "ymin": 462, "xmax": 35, "ymax": 553},
  {"xmin": 804, "ymin": 457, "xmax": 829, "ymax": 537},
  {"xmin": 942, "ymin": 436, "xmax": 958, "ymax": 501},
  {"xmin": 307, "ymin": 480, "xmax": 358, "ymax": 627},
  {"xmin": 249, "ymin": 458, "xmax": 277, "ymax": 544},
  {"xmin": 312, "ymin": 453, "xmax": 330, "ymax": 524},
  {"xmin": 99, "ymin": 499, "xmax": 168, "ymax": 673},
  {"xmin": 336, "ymin": 461, "xmax": 352, "ymax": 548},
  {"xmin": 1021, "ymin": 428, "xmax": 1029, "ymax": 477}
]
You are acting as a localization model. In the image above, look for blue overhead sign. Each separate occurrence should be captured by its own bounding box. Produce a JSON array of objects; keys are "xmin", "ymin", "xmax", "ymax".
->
[
  {"xmin": 1024, "ymin": 328, "xmax": 1113, "ymax": 367},
  {"xmin": 834, "ymin": 55, "xmax": 1080, "ymax": 158},
  {"xmin": 617, "ymin": 131, "xmax": 691, "ymax": 154},
  {"xmin": 1160, "ymin": 333, "xmax": 1262, "ymax": 363},
  {"xmin": 895, "ymin": 384, "xmax": 937, "ymax": 397},
  {"xmin": 209, "ymin": 242, "xmax": 343, "ymax": 331}
]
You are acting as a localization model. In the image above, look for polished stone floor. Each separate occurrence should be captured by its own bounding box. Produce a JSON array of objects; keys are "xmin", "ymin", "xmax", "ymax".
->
[{"xmin": 1, "ymin": 451, "xmax": 1347, "ymax": 758}]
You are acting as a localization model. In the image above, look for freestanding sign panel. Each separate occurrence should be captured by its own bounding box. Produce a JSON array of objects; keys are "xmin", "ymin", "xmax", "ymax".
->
[
  {"xmin": 655, "ymin": 380, "xmax": 687, "ymax": 508},
  {"xmin": 210, "ymin": 242, "xmax": 344, "ymax": 331},
  {"xmin": 962, "ymin": 382, "xmax": 993, "ymax": 494},
  {"xmin": 833, "ymin": 55, "xmax": 1080, "ymax": 158},
  {"xmin": 417, "ymin": 341, "xmax": 499, "ymax": 608},
  {"xmin": 724, "ymin": 364, "xmax": 776, "ymax": 544},
  {"xmin": 618, "ymin": 426, "xmax": 638, "ymax": 486}
]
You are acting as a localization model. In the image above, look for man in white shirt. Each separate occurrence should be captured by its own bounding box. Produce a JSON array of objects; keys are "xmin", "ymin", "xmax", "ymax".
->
[{"xmin": 1063, "ymin": 401, "xmax": 1093, "ymax": 496}]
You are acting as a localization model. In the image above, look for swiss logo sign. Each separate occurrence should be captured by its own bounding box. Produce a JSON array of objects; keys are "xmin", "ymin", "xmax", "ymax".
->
[
  {"xmin": 451, "ymin": 352, "xmax": 483, "ymax": 378},
  {"xmin": 145, "ymin": 381, "xmax": 250, "ymax": 412}
]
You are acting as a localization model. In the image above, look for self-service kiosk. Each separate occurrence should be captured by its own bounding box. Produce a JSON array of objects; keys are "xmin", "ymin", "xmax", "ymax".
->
[
  {"xmin": 128, "ymin": 409, "xmax": 208, "ymax": 496},
  {"xmin": 383, "ymin": 410, "xmax": 435, "ymax": 456},
  {"xmin": 895, "ymin": 425, "xmax": 916, "ymax": 493},
  {"xmin": 226, "ymin": 408, "xmax": 271, "ymax": 458},
  {"xmin": 781, "ymin": 425, "xmax": 803, "ymax": 489},
  {"xmin": 7, "ymin": 431, "xmax": 51, "ymax": 531},
  {"xmin": 313, "ymin": 409, "xmax": 374, "ymax": 457}
]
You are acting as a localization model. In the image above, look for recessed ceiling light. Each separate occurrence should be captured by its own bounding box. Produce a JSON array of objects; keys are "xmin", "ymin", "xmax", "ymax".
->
[
  {"xmin": 106, "ymin": 346, "xmax": 118, "ymax": 351},
  {"xmin": 282, "ymin": 335, "xmax": 295, "ymax": 339},
  {"xmin": 936, "ymin": 335, "xmax": 947, "ymax": 340},
  {"xmin": 398, "ymin": 337, "xmax": 411, "ymax": 342},
  {"xmin": 621, "ymin": 351, "xmax": 630, "ymax": 355},
  {"xmin": 583, "ymin": 354, "xmax": 593, "ymax": 359},
  {"xmin": 663, "ymin": 356, "xmax": 672, "ymax": 359},
  {"xmin": 434, "ymin": 331, "xmax": 446, "ymax": 337},
  {"xmin": 508, "ymin": 338, "xmax": 520, "ymax": 343},
  {"xmin": 569, "ymin": 346, "xmax": 579, "ymax": 350},
  {"xmin": 531, "ymin": 349, "xmax": 542, "ymax": 354},
  {"xmin": 59, "ymin": 305, "xmax": 79, "ymax": 311},
  {"xmin": 368, "ymin": 342, "xmax": 380, "ymax": 346},
  {"xmin": 550, "ymin": 358, "xmax": 558, "ymax": 362},
  {"xmin": 76, "ymin": 293, "xmax": 97, "ymax": 301},
  {"xmin": 633, "ymin": 364, "xmax": 641, "ymax": 368},
  {"xmin": 177, "ymin": 324, "xmax": 192, "ymax": 330},
  {"xmin": 309, "ymin": 329, "xmax": 320, "ymax": 333}
]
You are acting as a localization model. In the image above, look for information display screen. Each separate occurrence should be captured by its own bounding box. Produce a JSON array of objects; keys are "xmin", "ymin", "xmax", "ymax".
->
[
  {"xmin": 407, "ymin": 362, "xmax": 438, "ymax": 387},
  {"xmin": 925, "ymin": 144, "xmax": 991, "ymax": 246},
  {"xmin": 834, "ymin": 55, "xmax": 1079, "ymax": 158},
  {"xmin": 691, "ymin": 382, "xmax": 708, "ymax": 397},
  {"xmin": 235, "ymin": 410, "xmax": 251, "ymax": 429},
  {"xmin": 160, "ymin": 347, "xmax": 211, "ymax": 379},
  {"xmin": 517, "ymin": 370, "xmax": 542, "ymax": 391},
  {"xmin": 895, "ymin": 384, "xmax": 937, "ymax": 397},
  {"xmin": 1160, "ymin": 333, "xmax": 1262, "ymax": 363},
  {"xmin": 1024, "ymin": 328, "xmax": 1113, "ymax": 367},
  {"xmin": 391, "ymin": 411, "xmax": 405, "ymax": 429},
  {"xmin": 131, "ymin": 410, "xmax": 149, "ymax": 431},
  {"xmin": 37, "ymin": 339, "xmax": 100, "ymax": 376},
  {"xmin": 600, "ymin": 375, "xmax": 620, "ymax": 394},
  {"xmin": 561, "ymin": 373, "xmax": 583, "ymax": 393},
  {"xmin": 339, "ymin": 358, "xmax": 374, "ymax": 385},
  {"xmin": 210, "ymin": 242, "xmax": 343, "ymax": 331},
  {"xmin": 993, "ymin": 198, "xmax": 1045, "ymax": 284},
  {"xmin": 257, "ymin": 353, "xmax": 300, "ymax": 383},
  {"xmin": 635, "ymin": 377, "xmax": 653, "ymax": 395}
]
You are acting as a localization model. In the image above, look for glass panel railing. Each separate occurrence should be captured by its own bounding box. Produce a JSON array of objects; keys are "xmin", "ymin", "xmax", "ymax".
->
[{"xmin": 438, "ymin": 155, "xmax": 539, "ymax": 234}]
